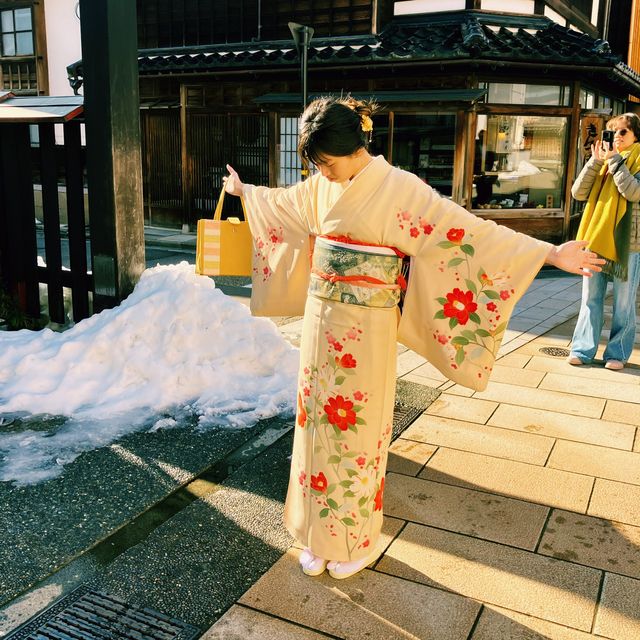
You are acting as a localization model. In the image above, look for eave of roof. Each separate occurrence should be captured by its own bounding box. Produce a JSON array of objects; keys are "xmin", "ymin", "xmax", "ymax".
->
[{"xmin": 70, "ymin": 11, "xmax": 640, "ymax": 97}]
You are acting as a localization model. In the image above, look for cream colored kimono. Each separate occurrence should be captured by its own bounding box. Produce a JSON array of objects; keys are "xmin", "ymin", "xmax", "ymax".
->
[{"xmin": 242, "ymin": 155, "xmax": 551, "ymax": 562}]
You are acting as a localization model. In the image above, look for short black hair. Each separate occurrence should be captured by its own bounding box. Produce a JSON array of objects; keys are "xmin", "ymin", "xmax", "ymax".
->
[{"xmin": 298, "ymin": 96, "xmax": 378, "ymax": 165}]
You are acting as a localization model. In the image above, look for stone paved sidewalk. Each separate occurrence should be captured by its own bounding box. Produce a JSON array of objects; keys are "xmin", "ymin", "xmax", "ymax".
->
[{"xmin": 204, "ymin": 273, "xmax": 640, "ymax": 640}]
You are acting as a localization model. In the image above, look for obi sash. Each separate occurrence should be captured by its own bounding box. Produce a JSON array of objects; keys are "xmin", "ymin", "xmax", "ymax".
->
[{"xmin": 309, "ymin": 236, "xmax": 404, "ymax": 308}]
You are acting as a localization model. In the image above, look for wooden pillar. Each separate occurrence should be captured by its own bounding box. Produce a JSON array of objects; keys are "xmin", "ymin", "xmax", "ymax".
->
[
  {"xmin": 79, "ymin": 0, "xmax": 145, "ymax": 310},
  {"xmin": 0, "ymin": 124, "xmax": 40, "ymax": 317}
]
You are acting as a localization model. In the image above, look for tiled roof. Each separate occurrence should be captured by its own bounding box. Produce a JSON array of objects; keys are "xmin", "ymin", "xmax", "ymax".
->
[{"xmin": 74, "ymin": 11, "xmax": 640, "ymax": 94}]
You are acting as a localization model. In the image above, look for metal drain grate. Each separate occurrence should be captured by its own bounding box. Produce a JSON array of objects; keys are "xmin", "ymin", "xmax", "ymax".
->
[
  {"xmin": 392, "ymin": 403, "xmax": 425, "ymax": 440},
  {"xmin": 6, "ymin": 585, "xmax": 200, "ymax": 640},
  {"xmin": 539, "ymin": 347, "xmax": 570, "ymax": 357}
]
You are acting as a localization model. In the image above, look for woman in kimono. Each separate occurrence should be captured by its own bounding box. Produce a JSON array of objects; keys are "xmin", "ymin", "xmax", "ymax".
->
[{"xmin": 224, "ymin": 96, "xmax": 603, "ymax": 580}]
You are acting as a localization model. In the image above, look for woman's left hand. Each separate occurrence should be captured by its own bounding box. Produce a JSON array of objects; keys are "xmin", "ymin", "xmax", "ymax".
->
[{"xmin": 546, "ymin": 241, "xmax": 605, "ymax": 276}]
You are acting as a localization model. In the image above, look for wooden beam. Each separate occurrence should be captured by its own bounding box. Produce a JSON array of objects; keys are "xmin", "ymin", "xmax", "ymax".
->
[{"xmin": 79, "ymin": 0, "xmax": 145, "ymax": 310}]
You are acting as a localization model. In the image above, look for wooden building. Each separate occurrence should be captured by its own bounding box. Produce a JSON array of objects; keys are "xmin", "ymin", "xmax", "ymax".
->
[{"xmin": 9, "ymin": 0, "xmax": 640, "ymax": 242}]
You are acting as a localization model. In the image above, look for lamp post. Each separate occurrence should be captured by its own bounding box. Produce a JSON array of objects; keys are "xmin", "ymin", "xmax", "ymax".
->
[
  {"xmin": 289, "ymin": 22, "xmax": 314, "ymax": 178},
  {"xmin": 288, "ymin": 22, "xmax": 314, "ymax": 110}
]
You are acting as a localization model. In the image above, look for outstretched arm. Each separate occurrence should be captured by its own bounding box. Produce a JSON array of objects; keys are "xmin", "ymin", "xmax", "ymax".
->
[{"xmin": 545, "ymin": 240, "xmax": 605, "ymax": 276}]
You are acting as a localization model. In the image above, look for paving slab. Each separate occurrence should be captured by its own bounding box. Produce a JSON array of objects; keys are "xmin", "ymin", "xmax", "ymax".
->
[
  {"xmin": 403, "ymin": 413, "xmax": 554, "ymax": 465},
  {"xmin": 237, "ymin": 547, "xmax": 481, "ymax": 640},
  {"xmin": 540, "ymin": 372, "xmax": 640, "ymax": 403},
  {"xmin": 548, "ymin": 440, "xmax": 640, "ymax": 486},
  {"xmin": 384, "ymin": 472, "xmax": 549, "ymax": 550},
  {"xmin": 425, "ymin": 394, "xmax": 498, "ymax": 424},
  {"xmin": 483, "ymin": 363, "xmax": 545, "ymax": 387},
  {"xmin": 487, "ymin": 404, "xmax": 636, "ymax": 450},
  {"xmin": 473, "ymin": 381, "xmax": 605, "ymax": 418},
  {"xmin": 538, "ymin": 509, "xmax": 640, "ymax": 579},
  {"xmin": 589, "ymin": 479, "xmax": 640, "ymax": 527},
  {"xmin": 593, "ymin": 573, "xmax": 640, "ymax": 640},
  {"xmin": 420, "ymin": 448, "xmax": 594, "ymax": 512},
  {"xmin": 526, "ymin": 355, "xmax": 640, "ymax": 383},
  {"xmin": 377, "ymin": 523, "xmax": 601, "ymax": 631},
  {"xmin": 602, "ymin": 399, "xmax": 640, "ymax": 426},
  {"xmin": 386, "ymin": 438, "xmax": 437, "ymax": 476},
  {"xmin": 494, "ymin": 352, "xmax": 532, "ymax": 368},
  {"xmin": 396, "ymin": 350, "xmax": 428, "ymax": 376},
  {"xmin": 471, "ymin": 604, "xmax": 608, "ymax": 639},
  {"xmin": 201, "ymin": 605, "xmax": 329, "ymax": 640}
]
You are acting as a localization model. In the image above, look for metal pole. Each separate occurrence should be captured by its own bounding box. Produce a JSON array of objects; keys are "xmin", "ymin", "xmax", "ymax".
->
[{"xmin": 301, "ymin": 26, "xmax": 310, "ymax": 110}]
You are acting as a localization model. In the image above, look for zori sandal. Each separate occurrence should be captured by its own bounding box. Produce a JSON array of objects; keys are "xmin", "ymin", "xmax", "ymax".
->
[
  {"xmin": 327, "ymin": 549, "xmax": 381, "ymax": 580},
  {"xmin": 299, "ymin": 548, "xmax": 328, "ymax": 576}
]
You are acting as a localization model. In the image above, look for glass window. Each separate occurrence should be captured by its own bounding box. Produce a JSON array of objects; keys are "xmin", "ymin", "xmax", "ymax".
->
[
  {"xmin": 14, "ymin": 7, "xmax": 30, "ymax": 30},
  {"xmin": 15, "ymin": 31, "xmax": 33, "ymax": 55},
  {"xmin": 394, "ymin": 0, "xmax": 465, "ymax": 15},
  {"xmin": 2, "ymin": 33, "xmax": 14, "ymax": 56},
  {"xmin": 392, "ymin": 114, "xmax": 456, "ymax": 197},
  {"xmin": 580, "ymin": 89, "xmax": 595, "ymax": 109},
  {"xmin": 473, "ymin": 114, "xmax": 568, "ymax": 210},
  {"xmin": 0, "ymin": 6, "xmax": 32, "ymax": 57},
  {"xmin": 278, "ymin": 117, "xmax": 302, "ymax": 187},
  {"xmin": 486, "ymin": 83, "xmax": 570, "ymax": 106},
  {"xmin": 482, "ymin": 0, "xmax": 534, "ymax": 11},
  {"xmin": 1, "ymin": 10, "xmax": 14, "ymax": 32},
  {"xmin": 599, "ymin": 95, "xmax": 611, "ymax": 110}
]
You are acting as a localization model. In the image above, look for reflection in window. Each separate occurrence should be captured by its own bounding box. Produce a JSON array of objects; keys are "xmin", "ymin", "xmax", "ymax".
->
[
  {"xmin": 0, "ymin": 7, "xmax": 33, "ymax": 56},
  {"xmin": 485, "ymin": 83, "xmax": 570, "ymax": 106},
  {"xmin": 392, "ymin": 114, "xmax": 456, "ymax": 197},
  {"xmin": 473, "ymin": 114, "xmax": 567, "ymax": 210}
]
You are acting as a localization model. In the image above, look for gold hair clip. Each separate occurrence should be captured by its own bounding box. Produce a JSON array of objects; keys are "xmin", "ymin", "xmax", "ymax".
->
[{"xmin": 361, "ymin": 115, "xmax": 373, "ymax": 133}]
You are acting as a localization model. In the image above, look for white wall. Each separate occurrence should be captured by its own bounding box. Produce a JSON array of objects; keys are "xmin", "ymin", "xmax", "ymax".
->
[{"xmin": 44, "ymin": 0, "xmax": 82, "ymax": 97}]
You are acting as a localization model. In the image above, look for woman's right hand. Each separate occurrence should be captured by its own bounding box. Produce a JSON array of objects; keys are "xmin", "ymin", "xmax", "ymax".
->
[{"xmin": 224, "ymin": 164, "xmax": 244, "ymax": 196}]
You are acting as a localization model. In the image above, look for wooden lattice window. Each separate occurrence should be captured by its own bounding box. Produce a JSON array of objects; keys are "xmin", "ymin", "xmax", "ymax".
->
[
  {"xmin": 137, "ymin": 0, "xmax": 259, "ymax": 48},
  {"xmin": 261, "ymin": 0, "xmax": 375, "ymax": 39}
]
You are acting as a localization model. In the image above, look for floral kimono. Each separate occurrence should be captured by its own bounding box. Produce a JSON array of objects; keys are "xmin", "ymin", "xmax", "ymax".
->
[{"xmin": 242, "ymin": 155, "xmax": 551, "ymax": 562}]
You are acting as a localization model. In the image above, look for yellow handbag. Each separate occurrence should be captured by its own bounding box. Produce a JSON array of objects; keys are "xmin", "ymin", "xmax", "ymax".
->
[{"xmin": 195, "ymin": 187, "xmax": 253, "ymax": 276}]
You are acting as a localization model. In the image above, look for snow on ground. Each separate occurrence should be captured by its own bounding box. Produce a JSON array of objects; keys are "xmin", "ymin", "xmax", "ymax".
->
[{"xmin": 0, "ymin": 262, "xmax": 299, "ymax": 485}]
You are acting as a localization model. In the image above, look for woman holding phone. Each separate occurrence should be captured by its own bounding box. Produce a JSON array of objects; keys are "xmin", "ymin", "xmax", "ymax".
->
[{"xmin": 568, "ymin": 112, "xmax": 640, "ymax": 370}]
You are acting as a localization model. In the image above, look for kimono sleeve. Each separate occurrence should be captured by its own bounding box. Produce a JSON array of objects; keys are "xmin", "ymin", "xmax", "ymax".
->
[
  {"xmin": 242, "ymin": 180, "xmax": 314, "ymax": 317},
  {"xmin": 387, "ymin": 173, "xmax": 552, "ymax": 390}
]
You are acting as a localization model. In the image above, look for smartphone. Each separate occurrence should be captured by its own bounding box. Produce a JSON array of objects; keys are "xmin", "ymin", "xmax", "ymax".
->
[{"xmin": 602, "ymin": 129, "xmax": 614, "ymax": 145}]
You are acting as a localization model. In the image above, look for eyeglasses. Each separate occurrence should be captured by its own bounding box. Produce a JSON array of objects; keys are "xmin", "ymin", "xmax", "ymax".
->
[{"xmin": 613, "ymin": 129, "xmax": 629, "ymax": 136}]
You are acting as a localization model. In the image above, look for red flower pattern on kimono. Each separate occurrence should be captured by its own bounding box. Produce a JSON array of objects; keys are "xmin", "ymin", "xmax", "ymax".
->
[
  {"xmin": 433, "ymin": 226, "xmax": 513, "ymax": 376},
  {"xmin": 310, "ymin": 472, "xmax": 328, "ymax": 493},
  {"xmin": 442, "ymin": 288, "xmax": 477, "ymax": 325},
  {"xmin": 397, "ymin": 208, "xmax": 437, "ymax": 238},
  {"xmin": 324, "ymin": 395, "xmax": 356, "ymax": 431},
  {"xmin": 374, "ymin": 477, "xmax": 385, "ymax": 511},
  {"xmin": 447, "ymin": 228, "xmax": 465, "ymax": 244},
  {"xmin": 253, "ymin": 225, "xmax": 284, "ymax": 281},
  {"xmin": 297, "ymin": 392, "xmax": 307, "ymax": 428},
  {"xmin": 339, "ymin": 353, "xmax": 357, "ymax": 368}
]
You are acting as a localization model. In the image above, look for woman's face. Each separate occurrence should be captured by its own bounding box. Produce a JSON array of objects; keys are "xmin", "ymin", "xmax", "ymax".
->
[
  {"xmin": 314, "ymin": 151, "xmax": 366, "ymax": 183},
  {"xmin": 610, "ymin": 120, "xmax": 638, "ymax": 152}
]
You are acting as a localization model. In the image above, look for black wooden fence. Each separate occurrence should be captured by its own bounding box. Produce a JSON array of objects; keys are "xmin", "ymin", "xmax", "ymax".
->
[{"xmin": 0, "ymin": 95, "xmax": 91, "ymax": 325}]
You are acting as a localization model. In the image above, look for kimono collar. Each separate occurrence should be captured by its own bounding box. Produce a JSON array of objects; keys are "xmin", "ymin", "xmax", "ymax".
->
[{"xmin": 319, "ymin": 155, "xmax": 395, "ymax": 228}]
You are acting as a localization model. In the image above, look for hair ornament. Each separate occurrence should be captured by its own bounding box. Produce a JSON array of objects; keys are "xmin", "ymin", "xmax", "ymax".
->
[{"xmin": 361, "ymin": 114, "xmax": 373, "ymax": 133}]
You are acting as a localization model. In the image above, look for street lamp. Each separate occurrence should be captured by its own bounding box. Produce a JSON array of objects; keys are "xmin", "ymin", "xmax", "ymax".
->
[{"xmin": 288, "ymin": 22, "xmax": 314, "ymax": 110}]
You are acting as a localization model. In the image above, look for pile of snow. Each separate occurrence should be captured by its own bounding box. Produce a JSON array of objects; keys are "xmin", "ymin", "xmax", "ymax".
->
[{"xmin": 0, "ymin": 262, "xmax": 299, "ymax": 485}]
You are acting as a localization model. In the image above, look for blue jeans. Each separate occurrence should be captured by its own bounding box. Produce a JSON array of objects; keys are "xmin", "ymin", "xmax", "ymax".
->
[{"xmin": 570, "ymin": 252, "xmax": 640, "ymax": 363}]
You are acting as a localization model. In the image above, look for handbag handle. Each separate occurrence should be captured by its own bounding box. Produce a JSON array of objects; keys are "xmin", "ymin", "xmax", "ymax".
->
[{"xmin": 214, "ymin": 185, "xmax": 247, "ymax": 221}]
